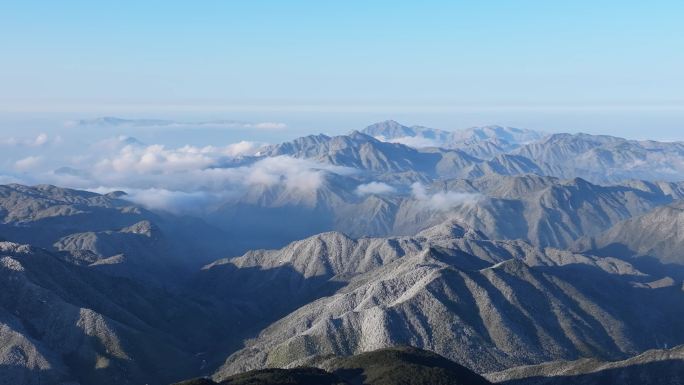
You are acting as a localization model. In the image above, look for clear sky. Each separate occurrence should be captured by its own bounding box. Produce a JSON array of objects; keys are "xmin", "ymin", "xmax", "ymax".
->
[{"xmin": 0, "ymin": 1, "xmax": 683, "ymax": 138}]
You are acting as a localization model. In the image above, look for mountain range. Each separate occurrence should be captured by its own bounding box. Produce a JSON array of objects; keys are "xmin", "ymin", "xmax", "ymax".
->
[{"xmin": 2, "ymin": 120, "xmax": 684, "ymax": 384}]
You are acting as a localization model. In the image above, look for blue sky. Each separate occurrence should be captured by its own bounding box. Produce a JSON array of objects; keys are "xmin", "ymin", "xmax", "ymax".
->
[{"xmin": 0, "ymin": 1, "xmax": 683, "ymax": 138}]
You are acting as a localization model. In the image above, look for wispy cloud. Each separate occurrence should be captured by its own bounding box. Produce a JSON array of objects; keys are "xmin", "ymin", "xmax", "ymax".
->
[
  {"xmin": 14, "ymin": 156, "xmax": 43, "ymax": 171},
  {"xmin": 19, "ymin": 136, "xmax": 356, "ymax": 212},
  {"xmin": 374, "ymin": 135, "xmax": 440, "ymax": 148},
  {"xmin": 65, "ymin": 117, "xmax": 287, "ymax": 130},
  {"xmin": 355, "ymin": 181, "xmax": 396, "ymax": 196},
  {"xmin": 411, "ymin": 182, "xmax": 481, "ymax": 211},
  {"xmin": 0, "ymin": 133, "xmax": 54, "ymax": 147}
]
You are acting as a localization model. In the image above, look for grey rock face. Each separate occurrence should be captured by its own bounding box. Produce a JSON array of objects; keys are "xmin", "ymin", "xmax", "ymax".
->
[
  {"xmin": 260, "ymin": 131, "xmax": 541, "ymax": 179},
  {"xmin": 212, "ymin": 225, "xmax": 684, "ymax": 378},
  {"xmin": 209, "ymin": 173, "xmax": 681, "ymax": 255},
  {"xmin": 0, "ymin": 242, "xmax": 230, "ymax": 385},
  {"xmin": 0, "ymin": 184, "xmax": 232, "ymax": 283},
  {"xmin": 575, "ymin": 200, "xmax": 684, "ymax": 265},
  {"xmin": 388, "ymin": 175, "xmax": 677, "ymax": 248},
  {"xmin": 361, "ymin": 120, "xmax": 455, "ymax": 145}
]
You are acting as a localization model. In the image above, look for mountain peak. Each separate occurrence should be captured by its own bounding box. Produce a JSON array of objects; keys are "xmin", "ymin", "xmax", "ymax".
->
[
  {"xmin": 417, "ymin": 220, "xmax": 487, "ymax": 241},
  {"xmin": 366, "ymin": 119, "xmax": 408, "ymax": 128},
  {"xmin": 348, "ymin": 130, "xmax": 376, "ymax": 141}
]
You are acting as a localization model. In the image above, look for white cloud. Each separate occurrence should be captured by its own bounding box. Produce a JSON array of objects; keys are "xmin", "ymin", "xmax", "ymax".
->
[
  {"xmin": 32, "ymin": 133, "xmax": 49, "ymax": 146},
  {"xmin": 95, "ymin": 144, "xmax": 215, "ymax": 174},
  {"xmin": 411, "ymin": 182, "xmax": 481, "ymax": 211},
  {"xmin": 15, "ymin": 156, "xmax": 43, "ymax": 171},
  {"xmin": 242, "ymin": 156, "xmax": 354, "ymax": 192},
  {"xmin": 75, "ymin": 156, "xmax": 354, "ymax": 212},
  {"xmin": 355, "ymin": 182, "xmax": 396, "ymax": 196},
  {"xmin": 5, "ymin": 133, "xmax": 357, "ymax": 213},
  {"xmin": 374, "ymin": 135, "xmax": 439, "ymax": 148},
  {"xmin": 222, "ymin": 141, "xmax": 265, "ymax": 157},
  {"xmin": 1, "ymin": 133, "xmax": 52, "ymax": 147},
  {"xmin": 36, "ymin": 135, "xmax": 356, "ymax": 212},
  {"xmin": 87, "ymin": 140, "xmax": 266, "ymax": 177},
  {"xmin": 115, "ymin": 188, "xmax": 223, "ymax": 214}
]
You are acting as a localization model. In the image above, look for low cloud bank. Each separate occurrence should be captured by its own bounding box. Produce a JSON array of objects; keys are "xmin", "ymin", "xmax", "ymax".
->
[
  {"xmin": 411, "ymin": 183, "xmax": 481, "ymax": 211},
  {"xmin": 355, "ymin": 182, "xmax": 396, "ymax": 196},
  {"xmin": 1, "ymin": 133, "xmax": 56, "ymax": 147},
  {"xmin": 374, "ymin": 135, "xmax": 439, "ymax": 148},
  {"xmin": 15, "ymin": 156, "xmax": 43, "ymax": 171},
  {"xmin": 16, "ymin": 136, "xmax": 357, "ymax": 213}
]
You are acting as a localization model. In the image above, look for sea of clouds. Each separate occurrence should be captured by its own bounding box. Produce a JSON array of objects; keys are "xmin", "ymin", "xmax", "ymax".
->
[{"xmin": 0, "ymin": 118, "xmax": 481, "ymax": 214}]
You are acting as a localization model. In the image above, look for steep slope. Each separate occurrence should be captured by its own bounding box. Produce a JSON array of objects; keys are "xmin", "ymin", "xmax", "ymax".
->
[
  {"xmin": 261, "ymin": 131, "xmax": 441, "ymax": 175},
  {"xmin": 575, "ymin": 200, "xmax": 684, "ymax": 265},
  {"xmin": 487, "ymin": 345, "xmax": 684, "ymax": 385},
  {"xmin": 260, "ymin": 131, "xmax": 541, "ymax": 179},
  {"xmin": 194, "ymin": 227, "xmax": 453, "ymax": 332},
  {"xmin": 214, "ymin": 243, "xmax": 683, "ymax": 377},
  {"xmin": 196, "ymin": 220, "xmax": 633, "ymax": 367},
  {"xmin": 0, "ymin": 242, "xmax": 232, "ymax": 385},
  {"xmin": 195, "ymin": 220, "xmax": 590, "ymax": 320},
  {"xmin": 393, "ymin": 176, "xmax": 677, "ymax": 248},
  {"xmin": 209, "ymin": 174, "xmax": 681, "ymax": 253},
  {"xmin": 361, "ymin": 120, "xmax": 453, "ymax": 147}
]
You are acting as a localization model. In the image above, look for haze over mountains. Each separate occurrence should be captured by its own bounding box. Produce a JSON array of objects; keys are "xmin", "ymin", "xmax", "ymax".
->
[{"xmin": 1, "ymin": 120, "xmax": 684, "ymax": 384}]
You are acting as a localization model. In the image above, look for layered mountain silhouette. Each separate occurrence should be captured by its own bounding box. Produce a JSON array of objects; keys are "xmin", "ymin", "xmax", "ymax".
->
[
  {"xmin": 361, "ymin": 120, "xmax": 545, "ymax": 158},
  {"xmin": 2, "ymin": 120, "xmax": 684, "ymax": 385},
  {"xmin": 214, "ymin": 238, "xmax": 684, "ymax": 377},
  {"xmin": 210, "ymin": 173, "xmax": 683, "ymax": 253},
  {"xmin": 575, "ymin": 200, "xmax": 684, "ymax": 265}
]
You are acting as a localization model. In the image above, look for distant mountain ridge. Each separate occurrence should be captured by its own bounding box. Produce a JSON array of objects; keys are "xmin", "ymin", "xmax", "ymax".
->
[
  {"xmin": 361, "ymin": 120, "xmax": 546, "ymax": 157},
  {"xmin": 574, "ymin": 200, "xmax": 684, "ymax": 266},
  {"xmin": 258, "ymin": 120, "xmax": 684, "ymax": 184},
  {"xmin": 209, "ymin": 173, "xmax": 684, "ymax": 254}
]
